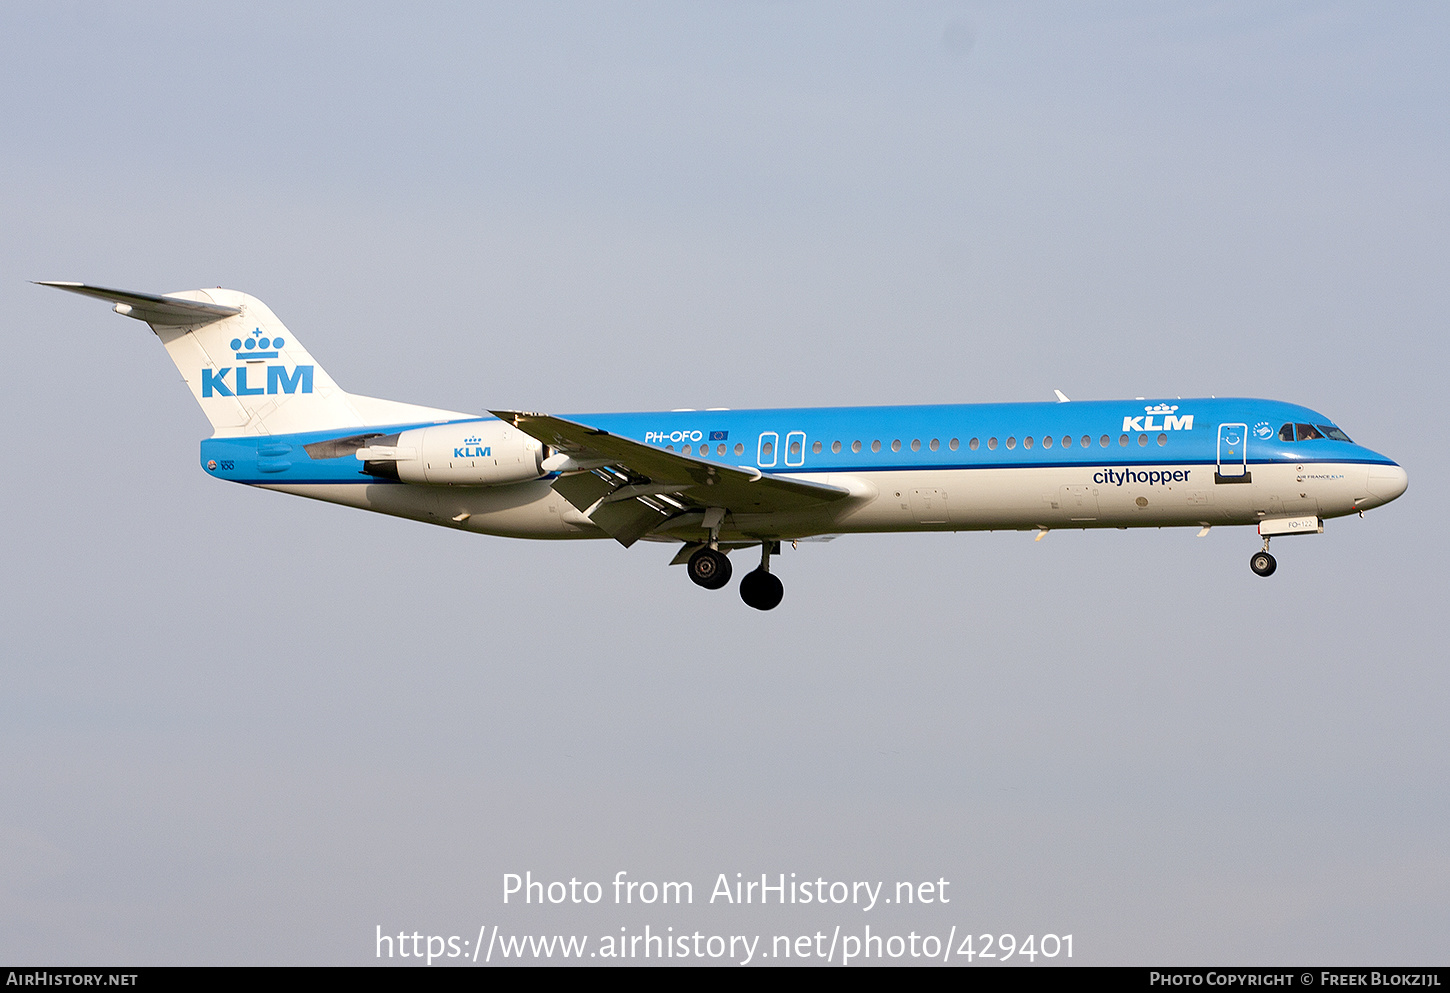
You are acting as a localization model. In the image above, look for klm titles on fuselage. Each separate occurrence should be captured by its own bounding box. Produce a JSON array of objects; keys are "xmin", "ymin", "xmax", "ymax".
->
[{"xmin": 1123, "ymin": 404, "xmax": 1193, "ymax": 433}]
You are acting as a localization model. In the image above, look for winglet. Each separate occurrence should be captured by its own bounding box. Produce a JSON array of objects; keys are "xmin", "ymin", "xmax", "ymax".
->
[{"xmin": 1054, "ymin": 389, "xmax": 1070, "ymax": 403}]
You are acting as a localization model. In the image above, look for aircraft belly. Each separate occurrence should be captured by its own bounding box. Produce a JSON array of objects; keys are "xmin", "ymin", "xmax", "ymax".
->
[
  {"xmin": 257, "ymin": 481, "xmax": 600, "ymax": 538},
  {"xmin": 817, "ymin": 464, "xmax": 1259, "ymax": 533},
  {"xmin": 254, "ymin": 460, "xmax": 1371, "ymax": 541}
]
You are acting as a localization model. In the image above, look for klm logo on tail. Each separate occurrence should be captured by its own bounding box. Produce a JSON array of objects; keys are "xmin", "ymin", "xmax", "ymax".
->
[
  {"xmin": 202, "ymin": 365, "xmax": 314, "ymax": 397},
  {"xmin": 200, "ymin": 327, "xmax": 314, "ymax": 397},
  {"xmin": 233, "ymin": 328, "xmax": 284, "ymax": 358}
]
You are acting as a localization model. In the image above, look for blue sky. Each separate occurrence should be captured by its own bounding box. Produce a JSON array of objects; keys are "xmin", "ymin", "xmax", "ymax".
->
[{"xmin": 2, "ymin": 1, "xmax": 1446, "ymax": 964}]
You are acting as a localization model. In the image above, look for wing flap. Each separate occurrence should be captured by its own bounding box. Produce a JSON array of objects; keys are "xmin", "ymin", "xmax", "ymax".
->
[
  {"xmin": 588, "ymin": 499, "xmax": 671, "ymax": 547},
  {"xmin": 550, "ymin": 469, "xmax": 618, "ymax": 514},
  {"xmin": 492, "ymin": 409, "xmax": 852, "ymax": 547},
  {"xmin": 493, "ymin": 410, "xmax": 848, "ymax": 510}
]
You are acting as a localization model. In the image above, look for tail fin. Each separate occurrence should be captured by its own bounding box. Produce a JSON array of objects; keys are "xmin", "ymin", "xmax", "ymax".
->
[{"xmin": 39, "ymin": 283, "xmax": 466, "ymax": 436}]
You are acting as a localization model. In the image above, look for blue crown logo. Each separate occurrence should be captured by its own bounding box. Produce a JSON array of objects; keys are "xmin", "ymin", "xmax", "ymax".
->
[
  {"xmin": 230, "ymin": 327, "xmax": 286, "ymax": 360},
  {"xmin": 463, "ymin": 436, "xmax": 482, "ymax": 445}
]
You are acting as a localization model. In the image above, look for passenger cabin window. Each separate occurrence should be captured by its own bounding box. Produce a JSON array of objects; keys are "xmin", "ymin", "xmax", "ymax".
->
[{"xmin": 1296, "ymin": 423, "xmax": 1323, "ymax": 441}]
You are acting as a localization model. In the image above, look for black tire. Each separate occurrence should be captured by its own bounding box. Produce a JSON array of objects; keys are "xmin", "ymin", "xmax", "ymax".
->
[
  {"xmin": 739, "ymin": 568, "xmax": 784, "ymax": 611},
  {"xmin": 687, "ymin": 548, "xmax": 732, "ymax": 590},
  {"xmin": 1250, "ymin": 551, "xmax": 1277, "ymax": 577}
]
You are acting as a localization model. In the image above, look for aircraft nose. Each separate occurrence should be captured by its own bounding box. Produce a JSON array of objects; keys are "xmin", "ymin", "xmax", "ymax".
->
[{"xmin": 1366, "ymin": 463, "xmax": 1408, "ymax": 504}]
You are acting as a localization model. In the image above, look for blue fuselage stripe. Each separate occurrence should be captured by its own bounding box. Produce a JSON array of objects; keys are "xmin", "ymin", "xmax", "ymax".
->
[{"xmin": 198, "ymin": 398, "xmax": 1399, "ymax": 484}]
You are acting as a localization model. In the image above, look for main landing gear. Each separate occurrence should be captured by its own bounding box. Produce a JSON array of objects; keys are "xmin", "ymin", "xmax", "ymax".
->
[
  {"xmin": 685, "ymin": 541, "xmax": 784, "ymax": 610},
  {"xmin": 686, "ymin": 547, "xmax": 732, "ymax": 590},
  {"xmin": 1250, "ymin": 537, "xmax": 1277, "ymax": 577},
  {"xmin": 739, "ymin": 542, "xmax": 784, "ymax": 612}
]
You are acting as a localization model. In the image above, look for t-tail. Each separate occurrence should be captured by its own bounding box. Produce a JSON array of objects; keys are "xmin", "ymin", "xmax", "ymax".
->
[{"xmin": 38, "ymin": 282, "xmax": 467, "ymax": 435}]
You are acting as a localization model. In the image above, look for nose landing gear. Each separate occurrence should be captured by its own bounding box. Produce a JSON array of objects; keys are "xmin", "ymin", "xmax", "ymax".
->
[{"xmin": 1250, "ymin": 537, "xmax": 1277, "ymax": 577}]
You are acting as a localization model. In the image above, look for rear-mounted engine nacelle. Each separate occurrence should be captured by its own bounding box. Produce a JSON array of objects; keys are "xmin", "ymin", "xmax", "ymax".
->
[{"xmin": 358, "ymin": 421, "xmax": 544, "ymax": 486}]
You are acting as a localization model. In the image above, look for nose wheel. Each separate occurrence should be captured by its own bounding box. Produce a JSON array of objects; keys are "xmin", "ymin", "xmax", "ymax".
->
[{"xmin": 1250, "ymin": 537, "xmax": 1277, "ymax": 577}]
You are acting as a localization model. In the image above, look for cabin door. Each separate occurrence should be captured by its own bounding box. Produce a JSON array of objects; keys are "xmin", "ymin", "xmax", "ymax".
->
[{"xmin": 1215, "ymin": 423, "xmax": 1250, "ymax": 483}]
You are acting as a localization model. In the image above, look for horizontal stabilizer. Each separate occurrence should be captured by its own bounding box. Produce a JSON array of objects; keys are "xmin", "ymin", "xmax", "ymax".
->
[
  {"xmin": 36, "ymin": 281, "xmax": 241, "ymax": 326},
  {"xmin": 40, "ymin": 281, "xmax": 472, "ymax": 436}
]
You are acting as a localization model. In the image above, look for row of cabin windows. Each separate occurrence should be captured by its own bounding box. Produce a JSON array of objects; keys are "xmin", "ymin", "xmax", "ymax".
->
[
  {"xmin": 676, "ymin": 443, "xmax": 748, "ymax": 456},
  {"xmin": 671, "ymin": 432, "xmax": 1173, "ymax": 458},
  {"xmin": 1279, "ymin": 422, "xmax": 1353, "ymax": 442}
]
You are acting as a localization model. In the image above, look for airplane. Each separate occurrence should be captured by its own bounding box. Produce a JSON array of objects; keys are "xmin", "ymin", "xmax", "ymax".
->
[{"xmin": 40, "ymin": 282, "xmax": 1408, "ymax": 610}]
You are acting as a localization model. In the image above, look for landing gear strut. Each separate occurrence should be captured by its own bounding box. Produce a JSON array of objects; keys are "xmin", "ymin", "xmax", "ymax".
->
[
  {"xmin": 739, "ymin": 541, "xmax": 784, "ymax": 611},
  {"xmin": 687, "ymin": 547, "xmax": 732, "ymax": 590},
  {"xmin": 1250, "ymin": 536, "xmax": 1277, "ymax": 577}
]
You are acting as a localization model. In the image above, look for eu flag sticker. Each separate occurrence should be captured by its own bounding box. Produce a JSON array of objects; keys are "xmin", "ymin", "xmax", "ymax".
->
[{"xmin": 709, "ymin": 430, "xmax": 728, "ymax": 441}]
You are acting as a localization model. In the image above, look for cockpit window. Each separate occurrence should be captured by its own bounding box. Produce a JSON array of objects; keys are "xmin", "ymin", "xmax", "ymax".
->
[{"xmin": 1282, "ymin": 421, "xmax": 1352, "ymax": 443}]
